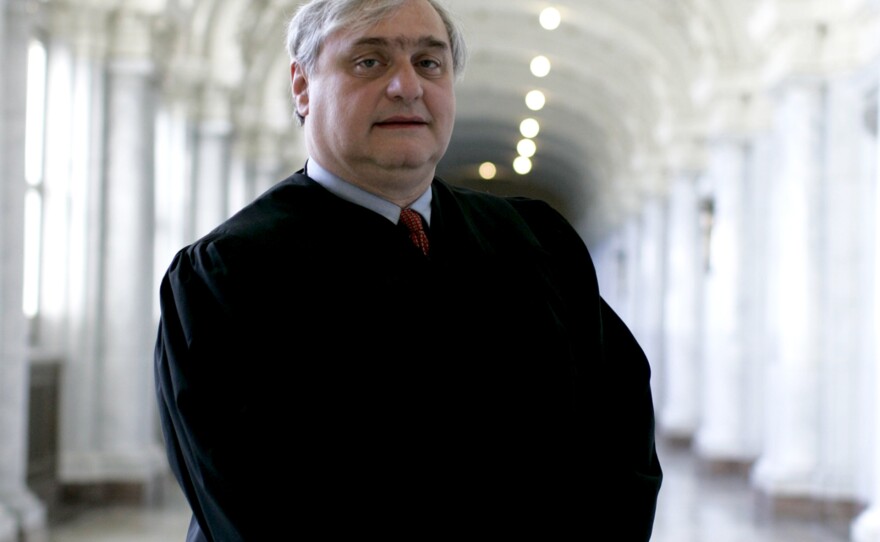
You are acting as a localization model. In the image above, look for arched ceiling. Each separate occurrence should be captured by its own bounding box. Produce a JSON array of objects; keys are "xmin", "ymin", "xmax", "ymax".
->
[{"xmin": 154, "ymin": 0, "xmax": 769, "ymax": 242}]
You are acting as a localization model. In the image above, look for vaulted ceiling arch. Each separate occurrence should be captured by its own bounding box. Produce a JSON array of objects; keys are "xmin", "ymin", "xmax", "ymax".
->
[{"xmin": 142, "ymin": 0, "xmax": 766, "ymax": 239}]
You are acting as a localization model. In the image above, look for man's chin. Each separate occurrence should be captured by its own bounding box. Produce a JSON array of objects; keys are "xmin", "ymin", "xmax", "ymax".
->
[{"xmin": 369, "ymin": 153, "xmax": 442, "ymax": 174}]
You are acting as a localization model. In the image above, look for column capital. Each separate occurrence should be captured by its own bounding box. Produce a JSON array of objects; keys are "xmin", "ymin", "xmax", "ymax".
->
[
  {"xmin": 44, "ymin": 2, "xmax": 109, "ymax": 58},
  {"xmin": 755, "ymin": 1, "xmax": 876, "ymax": 85},
  {"xmin": 707, "ymin": 83, "xmax": 773, "ymax": 141},
  {"xmin": 158, "ymin": 57, "xmax": 207, "ymax": 110},
  {"xmin": 106, "ymin": 8, "xmax": 155, "ymax": 73}
]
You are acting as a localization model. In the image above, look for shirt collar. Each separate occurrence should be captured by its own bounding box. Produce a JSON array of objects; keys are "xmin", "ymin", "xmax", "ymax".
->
[{"xmin": 305, "ymin": 158, "xmax": 432, "ymax": 226}]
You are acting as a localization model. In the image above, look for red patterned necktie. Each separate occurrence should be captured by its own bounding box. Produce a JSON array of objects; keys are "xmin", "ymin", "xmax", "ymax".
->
[{"xmin": 399, "ymin": 208, "xmax": 430, "ymax": 256}]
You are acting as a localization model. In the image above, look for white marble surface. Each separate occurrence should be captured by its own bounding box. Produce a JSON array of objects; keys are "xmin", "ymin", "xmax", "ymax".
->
[
  {"xmin": 652, "ymin": 439, "xmax": 850, "ymax": 542},
  {"xmin": 48, "ymin": 475, "xmax": 190, "ymax": 542}
]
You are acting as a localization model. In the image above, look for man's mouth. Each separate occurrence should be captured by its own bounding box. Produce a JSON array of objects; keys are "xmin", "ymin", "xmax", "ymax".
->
[{"xmin": 374, "ymin": 116, "xmax": 428, "ymax": 128}]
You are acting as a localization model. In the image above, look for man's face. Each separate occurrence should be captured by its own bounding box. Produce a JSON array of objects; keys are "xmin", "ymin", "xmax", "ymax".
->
[{"xmin": 292, "ymin": 0, "xmax": 456, "ymax": 199}]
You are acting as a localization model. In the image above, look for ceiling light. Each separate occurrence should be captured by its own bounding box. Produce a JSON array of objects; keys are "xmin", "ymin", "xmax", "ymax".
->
[
  {"xmin": 517, "ymin": 139, "xmax": 537, "ymax": 158},
  {"xmin": 513, "ymin": 156, "xmax": 533, "ymax": 175},
  {"xmin": 479, "ymin": 162, "xmax": 497, "ymax": 180},
  {"xmin": 525, "ymin": 90, "xmax": 546, "ymax": 111},
  {"xmin": 530, "ymin": 55, "xmax": 551, "ymax": 78},
  {"xmin": 520, "ymin": 118, "xmax": 540, "ymax": 139},
  {"xmin": 539, "ymin": 7, "xmax": 561, "ymax": 30}
]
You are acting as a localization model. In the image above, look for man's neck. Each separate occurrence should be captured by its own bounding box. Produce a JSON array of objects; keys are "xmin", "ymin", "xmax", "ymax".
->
[
  {"xmin": 307, "ymin": 158, "xmax": 434, "ymax": 208},
  {"xmin": 306, "ymin": 158, "xmax": 433, "ymax": 225}
]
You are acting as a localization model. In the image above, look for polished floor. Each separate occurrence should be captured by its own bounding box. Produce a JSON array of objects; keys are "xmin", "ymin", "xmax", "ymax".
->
[{"xmin": 48, "ymin": 438, "xmax": 853, "ymax": 541}]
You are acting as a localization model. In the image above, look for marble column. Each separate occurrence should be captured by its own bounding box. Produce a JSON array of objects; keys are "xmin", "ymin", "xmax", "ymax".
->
[
  {"xmin": 752, "ymin": 73, "xmax": 875, "ymax": 516},
  {"xmin": 751, "ymin": 79, "xmax": 826, "ymax": 498},
  {"xmin": 154, "ymin": 99, "xmax": 193, "ymax": 296},
  {"xmin": 851, "ymin": 76, "xmax": 880, "ymax": 542},
  {"xmin": 608, "ymin": 216, "xmax": 641, "ymax": 328},
  {"xmin": 658, "ymin": 172, "xmax": 702, "ymax": 440},
  {"xmin": 591, "ymin": 229, "xmax": 629, "ymax": 314},
  {"xmin": 0, "ymin": 1, "xmax": 49, "ymax": 540},
  {"xmin": 253, "ymin": 130, "xmax": 284, "ymax": 196},
  {"xmin": 749, "ymin": 2, "xmax": 878, "ymax": 518},
  {"xmin": 192, "ymin": 84, "xmax": 232, "ymax": 239},
  {"xmin": 694, "ymin": 135, "xmax": 762, "ymax": 464},
  {"xmin": 58, "ymin": 8, "xmax": 165, "ymax": 489},
  {"xmin": 227, "ymin": 138, "xmax": 252, "ymax": 215},
  {"xmin": 631, "ymin": 196, "xmax": 667, "ymax": 407},
  {"xmin": 812, "ymin": 72, "xmax": 876, "ymax": 503}
]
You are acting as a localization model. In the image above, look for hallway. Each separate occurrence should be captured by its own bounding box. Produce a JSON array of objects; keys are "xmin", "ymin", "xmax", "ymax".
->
[
  {"xmin": 46, "ymin": 438, "xmax": 852, "ymax": 542},
  {"xmin": 3, "ymin": 1, "xmax": 880, "ymax": 540}
]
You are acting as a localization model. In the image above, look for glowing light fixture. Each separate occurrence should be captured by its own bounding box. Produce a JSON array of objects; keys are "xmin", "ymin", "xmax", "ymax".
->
[
  {"xmin": 539, "ymin": 7, "xmax": 561, "ymax": 30},
  {"xmin": 525, "ymin": 90, "xmax": 546, "ymax": 111},
  {"xmin": 520, "ymin": 118, "xmax": 540, "ymax": 139},
  {"xmin": 479, "ymin": 162, "xmax": 497, "ymax": 180},
  {"xmin": 530, "ymin": 55, "xmax": 551, "ymax": 78},
  {"xmin": 517, "ymin": 139, "xmax": 537, "ymax": 158},
  {"xmin": 513, "ymin": 156, "xmax": 533, "ymax": 175}
]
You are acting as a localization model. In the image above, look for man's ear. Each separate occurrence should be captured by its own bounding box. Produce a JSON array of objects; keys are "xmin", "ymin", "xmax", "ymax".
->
[{"xmin": 291, "ymin": 62, "xmax": 309, "ymax": 118}]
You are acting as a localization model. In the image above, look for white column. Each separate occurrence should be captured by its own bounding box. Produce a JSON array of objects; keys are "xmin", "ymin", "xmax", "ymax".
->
[
  {"xmin": 612, "ymin": 216, "xmax": 641, "ymax": 328},
  {"xmin": 659, "ymin": 172, "xmax": 701, "ymax": 440},
  {"xmin": 227, "ymin": 140, "xmax": 251, "ymax": 215},
  {"xmin": 812, "ymin": 72, "xmax": 875, "ymax": 503},
  {"xmin": 742, "ymin": 129, "xmax": 774, "ymax": 464},
  {"xmin": 751, "ymin": 80, "xmax": 825, "ymax": 497},
  {"xmin": 193, "ymin": 84, "xmax": 232, "ymax": 239},
  {"xmin": 592, "ymin": 230, "xmax": 629, "ymax": 314},
  {"xmin": 253, "ymin": 130, "xmax": 284, "ymax": 196},
  {"xmin": 228, "ymin": 124, "xmax": 284, "ymax": 213},
  {"xmin": 155, "ymin": 99, "xmax": 193, "ymax": 311},
  {"xmin": 695, "ymin": 136, "xmax": 761, "ymax": 463},
  {"xmin": 852, "ymin": 72, "xmax": 880, "ymax": 542},
  {"xmin": 55, "ymin": 1, "xmax": 108, "ymax": 488},
  {"xmin": 58, "ymin": 8, "xmax": 164, "ymax": 487},
  {"xmin": 0, "ymin": 1, "xmax": 48, "ymax": 540},
  {"xmin": 631, "ymin": 196, "xmax": 667, "ymax": 406},
  {"xmin": 750, "ymin": 0, "xmax": 878, "ymax": 516}
]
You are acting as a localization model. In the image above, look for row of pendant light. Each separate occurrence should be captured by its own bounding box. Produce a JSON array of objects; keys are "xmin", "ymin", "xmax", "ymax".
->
[{"xmin": 480, "ymin": 7, "xmax": 560, "ymax": 180}]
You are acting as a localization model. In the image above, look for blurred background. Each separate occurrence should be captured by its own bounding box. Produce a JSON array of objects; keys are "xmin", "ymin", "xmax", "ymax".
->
[{"xmin": 1, "ymin": 0, "xmax": 880, "ymax": 540}]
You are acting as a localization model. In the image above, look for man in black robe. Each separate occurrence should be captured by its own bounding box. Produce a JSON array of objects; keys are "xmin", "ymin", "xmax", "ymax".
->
[{"xmin": 154, "ymin": 1, "xmax": 662, "ymax": 540}]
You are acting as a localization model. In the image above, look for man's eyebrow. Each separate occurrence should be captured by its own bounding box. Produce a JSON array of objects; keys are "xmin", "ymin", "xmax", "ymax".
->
[{"xmin": 351, "ymin": 35, "xmax": 450, "ymax": 51}]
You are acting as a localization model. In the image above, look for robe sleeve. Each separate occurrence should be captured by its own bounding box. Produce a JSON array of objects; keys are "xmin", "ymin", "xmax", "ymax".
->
[
  {"xmin": 154, "ymin": 240, "xmax": 272, "ymax": 542},
  {"xmin": 507, "ymin": 197, "xmax": 663, "ymax": 541},
  {"xmin": 594, "ymin": 298, "xmax": 664, "ymax": 540}
]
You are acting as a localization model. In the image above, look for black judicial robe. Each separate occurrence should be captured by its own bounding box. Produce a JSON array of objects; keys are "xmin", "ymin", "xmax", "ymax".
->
[{"xmin": 154, "ymin": 172, "xmax": 662, "ymax": 541}]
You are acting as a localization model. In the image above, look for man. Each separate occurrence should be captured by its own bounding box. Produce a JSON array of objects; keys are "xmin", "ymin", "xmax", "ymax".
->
[{"xmin": 154, "ymin": 1, "xmax": 662, "ymax": 540}]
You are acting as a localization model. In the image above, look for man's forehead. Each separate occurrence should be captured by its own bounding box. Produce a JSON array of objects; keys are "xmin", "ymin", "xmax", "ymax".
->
[{"xmin": 324, "ymin": 2, "xmax": 450, "ymax": 49}]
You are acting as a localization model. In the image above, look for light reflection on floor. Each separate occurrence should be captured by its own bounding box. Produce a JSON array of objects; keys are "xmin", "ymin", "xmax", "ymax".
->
[{"xmin": 651, "ymin": 438, "xmax": 851, "ymax": 542}]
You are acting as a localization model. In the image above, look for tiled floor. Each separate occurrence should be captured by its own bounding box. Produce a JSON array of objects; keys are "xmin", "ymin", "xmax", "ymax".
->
[
  {"xmin": 48, "ymin": 438, "xmax": 853, "ymax": 541},
  {"xmin": 650, "ymin": 439, "xmax": 852, "ymax": 542},
  {"xmin": 47, "ymin": 481, "xmax": 191, "ymax": 542}
]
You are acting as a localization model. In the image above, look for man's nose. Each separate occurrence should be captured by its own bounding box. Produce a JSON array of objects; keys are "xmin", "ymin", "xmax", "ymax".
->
[{"xmin": 386, "ymin": 63, "xmax": 424, "ymax": 102}]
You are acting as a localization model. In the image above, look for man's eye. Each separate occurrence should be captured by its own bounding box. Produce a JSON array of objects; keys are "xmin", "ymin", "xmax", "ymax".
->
[
  {"xmin": 418, "ymin": 59, "xmax": 440, "ymax": 69},
  {"xmin": 358, "ymin": 59, "xmax": 380, "ymax": 68}
]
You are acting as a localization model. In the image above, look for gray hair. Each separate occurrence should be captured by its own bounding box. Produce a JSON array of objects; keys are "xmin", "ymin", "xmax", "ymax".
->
[{"xmin": 286, "ymin": 0, "xmax": 468, "ymax": 123}]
